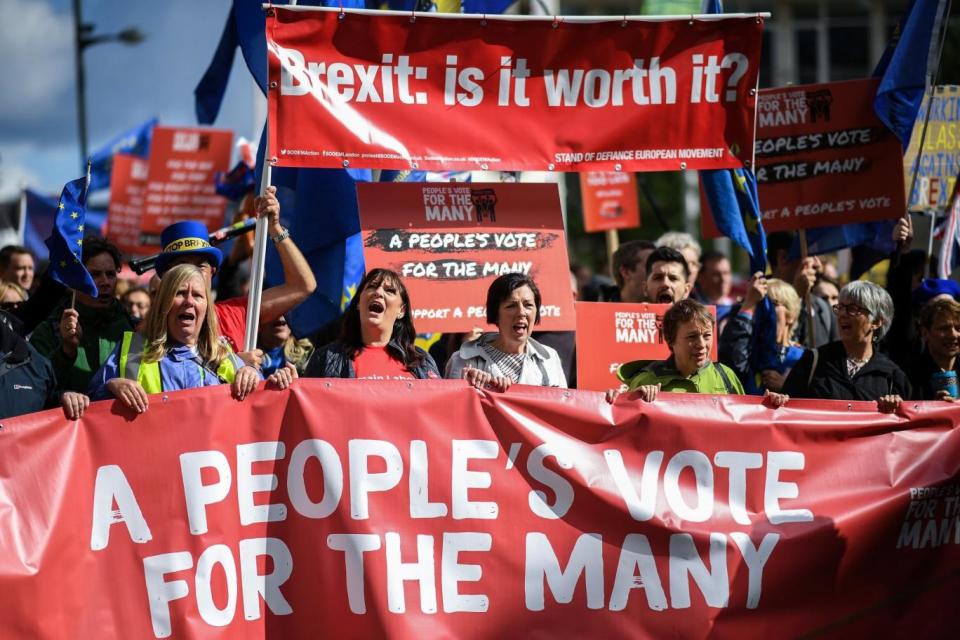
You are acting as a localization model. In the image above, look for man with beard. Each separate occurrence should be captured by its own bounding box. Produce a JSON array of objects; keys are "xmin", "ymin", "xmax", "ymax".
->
[{"xmin": 644, "ymin": 246, "xmax": 692, "ymax": 306}]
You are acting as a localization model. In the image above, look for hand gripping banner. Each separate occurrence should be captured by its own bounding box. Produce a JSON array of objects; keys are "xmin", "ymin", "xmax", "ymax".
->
[
  {"xmin": 1, "ymin": 382, "xmax": 959, "ymax": 638},
  {"xmin": 266, "ymin": 8, "xmax": 764, "ymax": 172}
]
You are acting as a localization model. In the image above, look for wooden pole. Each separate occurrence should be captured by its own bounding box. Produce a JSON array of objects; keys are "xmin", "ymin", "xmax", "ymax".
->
[
  {"xmin": 798, "ymin": 230, "xmax": 818, "ymax": 348},
  {"xmin": 605, "ymin": 229, "xmax": 620, "ymax": 279}
]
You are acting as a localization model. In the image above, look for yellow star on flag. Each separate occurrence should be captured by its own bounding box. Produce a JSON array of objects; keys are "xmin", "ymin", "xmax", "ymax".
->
[
  {"xmin": 59, "ymin": 260, "xmax": 67, "ymax": 268},
  {"xmin": 58, "ymin": 202, "xmax": 65, "ymax": 210},
  {"xmin": 341, "ymin": 283, "xmax": 358, "ymax": 310},
  {"xmin": 70, "ymin": 211, "xmax": 79, "ymax": 220},
  {"xmin": 78, "ymin": 224, "xmax": 84, "ymax": 232},
  {"xmin": 76, "ymin": 238, "xmax": 83, "ymax": 246}
]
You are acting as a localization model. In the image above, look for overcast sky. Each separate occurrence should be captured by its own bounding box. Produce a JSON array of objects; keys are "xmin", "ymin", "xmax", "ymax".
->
[{"xmin": 0, "ymin": 0, "xmax": 262, "ymax": 199}]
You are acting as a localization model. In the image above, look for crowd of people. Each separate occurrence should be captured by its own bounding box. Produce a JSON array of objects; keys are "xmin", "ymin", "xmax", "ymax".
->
[{"xmin": 0, "ymin": 192, "xmax": 956, "ymax": 421}]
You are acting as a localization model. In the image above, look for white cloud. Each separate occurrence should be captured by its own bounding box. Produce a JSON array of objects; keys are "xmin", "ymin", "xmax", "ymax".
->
[
  {"xmin": 0, "ymin": 0, "xmax": 74, "ymax": 134},
  {"xmin": 0, "ymin": 143, "xmax": 74, "ymax": 199}
]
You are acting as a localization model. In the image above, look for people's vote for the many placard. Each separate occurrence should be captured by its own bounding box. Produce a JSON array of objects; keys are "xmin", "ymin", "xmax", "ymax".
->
[{"xmin": 358, "ymin": 182, "xmax": 575, "ymax": 334}]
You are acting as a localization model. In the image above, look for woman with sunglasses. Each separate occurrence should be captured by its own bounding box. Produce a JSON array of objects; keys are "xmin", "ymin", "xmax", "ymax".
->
[{"xmin": 782, "ymin": 281, "xmax": 911, "ymax": 411}]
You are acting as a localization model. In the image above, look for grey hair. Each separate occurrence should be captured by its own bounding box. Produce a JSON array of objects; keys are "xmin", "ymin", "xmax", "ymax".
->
[
  {"xmin": 839, "ymin": 280, "xmax": 894, "ymax": 341},
  {"xmin": 656, "ymin": 231, "xmax": 702, "ymax": 260}
]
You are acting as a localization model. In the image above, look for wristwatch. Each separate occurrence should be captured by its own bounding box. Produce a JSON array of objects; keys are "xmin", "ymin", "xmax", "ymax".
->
[{"xmin": 271, "ymin": 227, "xmax": 290, "ymax": 243}]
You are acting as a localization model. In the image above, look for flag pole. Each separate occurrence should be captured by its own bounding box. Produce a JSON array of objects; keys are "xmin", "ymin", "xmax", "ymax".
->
[
  {"xmin": 798, "ymin": 229, "xmax": 817, "ymax": 348},
  {"xmin": 901, "ymin": 0, "xmax": 952, "ymax": 277},
  {"xmin": 17, "ymin": 189, "xmax": 26, "ymax": 245},
  {"xmin": 605, "ymin": 229, "xmax": 619, "ymax": 278},
  {"xmin": 72, "ymin": 158, "xmax": 93, "ymax": 311},
  {"xmin": 243, "ymin": 127, "xmax": 272, "ymax": 352}
]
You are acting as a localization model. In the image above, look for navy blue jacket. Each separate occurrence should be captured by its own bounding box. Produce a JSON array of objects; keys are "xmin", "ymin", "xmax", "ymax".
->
[{"xmin": 0, "ymin": 324, "xmax": 58, "ymax": 419}]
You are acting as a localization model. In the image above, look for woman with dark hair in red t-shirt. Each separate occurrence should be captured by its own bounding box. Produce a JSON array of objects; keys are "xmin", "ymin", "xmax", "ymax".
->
[{"xmin": 303, "ymin": 268, "xmax": 440, "ymax": 380}]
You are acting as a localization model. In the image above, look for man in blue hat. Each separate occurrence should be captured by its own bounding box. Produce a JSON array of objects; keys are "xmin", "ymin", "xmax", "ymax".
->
[{"xmin": 154, "ymin": 186, "xmax": 316, "ymax": 354}]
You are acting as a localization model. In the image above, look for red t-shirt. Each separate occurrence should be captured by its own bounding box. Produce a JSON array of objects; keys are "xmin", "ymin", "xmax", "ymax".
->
[
  {"xmin": 215, "ymin": 297, "xmax": 248, "ymax": 352},
  {"xmin": 353, "ymin": 345, "xmax": 415, "ymax": 380}
]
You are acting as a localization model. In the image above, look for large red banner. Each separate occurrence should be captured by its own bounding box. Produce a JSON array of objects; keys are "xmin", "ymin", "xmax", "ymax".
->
[
  {"xmin": 575, "ymin": 301, "xmax": 718, "ymax": 391},
  {"xmin": 266, "ymin": 8, "xmax": 763, "ymax": 172},
  {"xmin": 702, "ymin": 78, "xmax": 906, "ymax": 237},
  {"xmin": 141, "ymin": 126, "xmax": 233, "ymax": 243},
  {"xmin": 2, "ymin": 381, "xmax": 959, "ymax": 638},
  {"xmin": 358, "ymin": 182, "xmax": 575, "ymax": 333}
]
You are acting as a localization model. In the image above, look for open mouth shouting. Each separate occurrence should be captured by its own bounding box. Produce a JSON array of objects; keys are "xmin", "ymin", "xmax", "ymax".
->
[
  {"xmin": 655, "ymin": 289, "xmax": 675, "ymax": 304},
  {"xmin": 510, "ymin": 319, "xmax": 529, "ymax": 338},
  {"xmin": 176, "ymin": 308, "xmax": 197, "ymax": 325},
  {"xmin": 367, "ymin": 298, "xmax": 386, "ymax": 315}
]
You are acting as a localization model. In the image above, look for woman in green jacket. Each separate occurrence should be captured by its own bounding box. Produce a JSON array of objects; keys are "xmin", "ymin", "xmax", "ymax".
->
[{"xmin": 607, "ymin": 299, "xmax": 787, "ymax": 407}]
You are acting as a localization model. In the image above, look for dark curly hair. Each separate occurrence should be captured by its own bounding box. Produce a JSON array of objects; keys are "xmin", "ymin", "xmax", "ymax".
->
[
  {"xmin": 340, "ymin": 268, "xmax": 424, "ymax": 369},
  {"xmin": 82, "ymin": 236, "xmax": 122, "ymax": 270}
]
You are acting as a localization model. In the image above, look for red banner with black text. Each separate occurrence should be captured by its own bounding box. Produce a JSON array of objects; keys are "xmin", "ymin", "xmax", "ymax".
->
[
  {"xmin": 1, "ymin": 382, "xmax": 959, "ymax": 638},
  {"xmin": 266, "ymin": 8, "xmax": 763, "ymax": 172}
]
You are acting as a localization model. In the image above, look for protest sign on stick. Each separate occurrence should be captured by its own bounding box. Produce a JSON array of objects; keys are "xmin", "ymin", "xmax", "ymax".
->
[
  {"xmin": 702, "ymin": 78, "xmax": 906, "ymax": 236},
  {"xmin": 580, "ymin": 172, "xmax": 641, "ymax": 233},
  {"xmin": 575, "ymin": 301, "xmax": 718, "ymax": 391},
  {"xmin": 106, "ymin": 154, "xmax": 149, "ymax": 257},
  {"xmin": 359, "ymin": 182, "xmax": 575, "ymax": 334},
  {"xmin": 267, "ymin": 8, "xmax": 763, "ymax": 172},
  {"xmin": 140, "ymin": 126, "xmax": 233, "ymax": 244}
]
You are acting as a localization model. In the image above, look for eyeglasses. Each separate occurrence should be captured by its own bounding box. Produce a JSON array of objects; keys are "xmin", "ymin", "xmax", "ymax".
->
[{"xmin": 832, "ymin": 303, "xmax": 868, "ymax": 317}]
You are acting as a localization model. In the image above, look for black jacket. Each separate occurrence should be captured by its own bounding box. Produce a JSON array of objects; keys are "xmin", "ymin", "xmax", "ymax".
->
[
  {"xmin": 782, "ymin": 340, "xmax": 912, "ymax": 401},
  {"xmin": 0, "ymin": 322, "xmax": 58, "ymax": 419},
  {"xmin": 905, "ymin": 348, "xmax": 959, "ymax": 400},
  {"xmin": 718, "ymin": 305, "xmax": 753, "ymax": 387},
  {"xmin": 304, "ymin": 339, "xmax": 440, "ymax": 379}
]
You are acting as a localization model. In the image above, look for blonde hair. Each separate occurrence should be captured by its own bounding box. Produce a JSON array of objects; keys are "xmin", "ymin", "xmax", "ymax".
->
[
  {"xmin": 0, "ymin": 280, "xmax": 27, "ymax": 303},
  {"xmin": 766, "ymin": 278, "xmax": 801, "ymax": 335},
  {"xmin": 142, "ymin": 264, "xmax": 230, "ymax": 366}
]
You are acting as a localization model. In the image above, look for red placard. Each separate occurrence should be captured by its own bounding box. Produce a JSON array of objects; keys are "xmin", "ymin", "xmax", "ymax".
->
[
  {"xmin": 575, "ymin": 301, "xmax": 718, "ymax": 391},
  {"xmin": 702, "ymin": 78, "xmax": 906, "ymax": 237},
  {"xmin": 580, "ymin": 172, "xmax": 641, "ymax": 232},
  {"xmin": 141, "ymin": 126, "xmax": 233, "ymax": 242},
  {"xmin": 267, "ymin": 8, "xmax": 762, "ymax": 172},
  {"xmin": 2, "ymin": 381, "xmax": 959, "ymax": 638},
  {"xmin": 106, "ymin": 153, "xmax": 149, "ymax": 257},
  {"xmin": 359, "ymin": 182, "xmax": 575, "ymax": 333}
]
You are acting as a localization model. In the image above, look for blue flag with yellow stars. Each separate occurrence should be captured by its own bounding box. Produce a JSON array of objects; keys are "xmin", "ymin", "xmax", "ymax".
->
[{"xmin": 45, "ymin": 177, "xmax": 98, "ymax": 298}]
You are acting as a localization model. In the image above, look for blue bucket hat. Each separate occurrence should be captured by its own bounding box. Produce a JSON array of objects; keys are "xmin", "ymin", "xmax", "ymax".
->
[
  {"xmin": 154, "ymin": 220, "xmax": 223, "ymax": 276},
  {"xmin": 912, "ymin": 278, "xmax": 960, "ymax": 307}
]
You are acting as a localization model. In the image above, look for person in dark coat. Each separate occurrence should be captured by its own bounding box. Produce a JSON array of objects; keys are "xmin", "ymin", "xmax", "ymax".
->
[
  {"xmin": 783, "ymin": 281, "xmax": 910, "ymax": 412},
  {"xmin": 304, "ymin": 268, "xmax": 440, "ymax": 380},
  {"xmin": 0, "ymin": 315, "xmax": 58, "ymax": 419},
  {"xmin": 907, "ymin": 298, "xmax": 960, "ymax": 401}
]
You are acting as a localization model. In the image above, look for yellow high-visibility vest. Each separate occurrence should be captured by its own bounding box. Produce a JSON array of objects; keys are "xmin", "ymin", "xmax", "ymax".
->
[{"xmin": 117, "ymin": 331, "xmax": 236, "ymax": 393}]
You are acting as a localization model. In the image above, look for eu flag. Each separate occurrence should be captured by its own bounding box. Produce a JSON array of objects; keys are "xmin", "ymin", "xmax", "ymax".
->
[
  {"xmin": 700, "ymin": 168, "xmax": 768, "ymax": 275},
  {"xmin": 45, "ymin": 177, "xmax": 98, "ymax": 298},
  {"xmin": 873, "ymin": 0, "xmax": 949, "ymax": 146}
]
